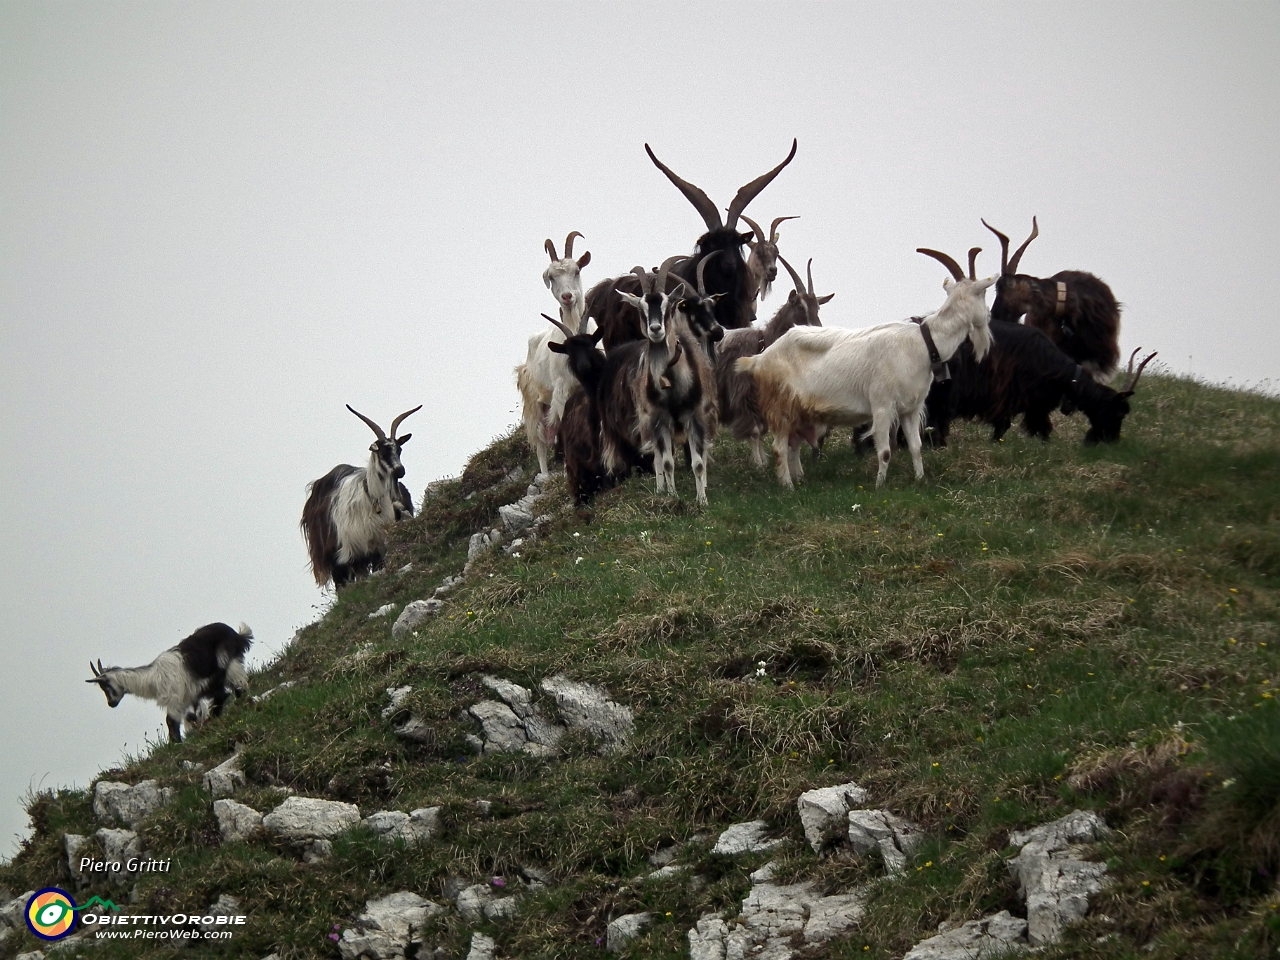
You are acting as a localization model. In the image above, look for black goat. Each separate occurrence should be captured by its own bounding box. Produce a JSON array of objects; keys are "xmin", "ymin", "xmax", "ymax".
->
[
  {"xmin": 982, "ymin": 217, "xmax": 1122, "ymax": 383},
  {"xmin": 542, "ymin": 314, "xmax": 612, "ymax": 504},
  {"xmin": 925, "ymin": 320, "xmax": 1156, "ymax": 445},
  {"xmin": 87, "ymin": 622, "xmax": 253, "ymax": 743}
]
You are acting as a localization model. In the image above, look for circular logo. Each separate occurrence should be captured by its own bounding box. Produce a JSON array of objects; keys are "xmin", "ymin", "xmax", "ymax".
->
[{"xmin": 25, "ymin": 888, "xmax": 78, "ymax": 941}]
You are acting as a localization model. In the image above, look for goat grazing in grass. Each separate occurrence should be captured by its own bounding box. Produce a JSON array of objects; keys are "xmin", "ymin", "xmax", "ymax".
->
[
  {"xmin": 739, "ymin": 246, "xmax": 993, "ymax": 489},
  {"xmin": 516, "ymin": 231, "xmax": 593, "ymax": 475},
  {"xmin": 301, "ymin": 404, "xmax": 420, "ymax": 589},
  {"xmin": 739, "ymin": 214, "xmax": 799, "ymax": 318},
  {"xmin": 926, "ymin": 326, "xmax": 1156, "ymax": 445},
  {"xmin": 87, "ymin": 622, "xmax": 252, "ymax": 743},
  {"xmin": 542, "ymin": 313, "xmax": 611, "ymax": 504},
  {"xmin": 981, "ymin": 217, "xmax": 1121, "ymax": 383}
]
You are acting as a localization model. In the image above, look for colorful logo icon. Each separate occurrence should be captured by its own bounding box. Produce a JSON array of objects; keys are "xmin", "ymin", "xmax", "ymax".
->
[{"xmin": 25, "ymin": 888, "xmax": 78, "ymax": 941}]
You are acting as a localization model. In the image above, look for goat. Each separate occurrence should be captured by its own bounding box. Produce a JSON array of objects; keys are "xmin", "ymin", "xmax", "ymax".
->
[
  {"xmin": 516, "ymin": 231, "xmax": 592, "ymax": 475},
  {"xmin": 301, "ymin": 404, "xmax": 420, "ymax": 589},
  {"xmin": 586, "ymin": 253, "xmax": 724, "ymax": 356},
  {"xmin": 87, "ymin": 622, "xmax": 252, "ymax": 744},
  {"xmin": 926, "ymin": 325, "xmax": 1156, "ymax": 445},
  {"xmin": 542, "ymin": 313, "xmax": 611, "ymax": 504},
  {"xmin": 981, "ymin": 217, "xmax": 1121, "ymax": 383},
  {"xmin": 738, "ymin": 246, "xmax": 993, "ymax": 489},
  {"xmin": 716, "ymin": 255, "xmax": 833, "ymax": 466},
  {"xmin": 738, "ymin": 214, "xmax": 799, "ymax": 318}
]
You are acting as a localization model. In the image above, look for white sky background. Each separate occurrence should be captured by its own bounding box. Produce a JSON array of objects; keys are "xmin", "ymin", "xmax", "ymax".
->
[{"xmin": 1, "ymin": 2, "xmax": 1277, "ymax": 856}]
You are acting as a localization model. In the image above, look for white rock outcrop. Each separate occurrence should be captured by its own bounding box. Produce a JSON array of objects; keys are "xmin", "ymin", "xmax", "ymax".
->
[
  {"xmin": 262, "ymin": 797, "xmax": 361, "ymax": 841},
  {"xmin": 796, "ymin": 782, "xmax": 868, "ymax": 853},
  {"xmin": 0, "ymin": 891, "xmax": 35, "ymax": 936},
  {"xmin": 539, "ymin": 675, "xmax": 634, "ymax": 754},
  {"xmin": 392, "ymin": 600, "xmax": 443, "ymax": 639},
  {"xmin": 92, "ymin": 780, "xmax": 172, "ymax": 828},
  {"xmin": 203, "ymin": 753, "xmax": 247, "ymax": 799},
  {"xmin": 465, "ymin": 933, "xmax": 496, "ymax": 960},
  {"xmin": 214, "ymin": 799, "xmax": 264, "ymax": 843},
  {"xmin": 94, "ymin": 828, "xmax": 140, "ymax": 884},
  {"xmin": 903, "ymin": 911, "xmax": 1029, "ymax": 960},
  {"xmin": 199, "ymin": 894, "xmax": 243, "ymax": 931},
  {"xmin": 362, "ymin": 808, "xmax": 441, "ymax": 846},
  {"xmin": 382, "ymin": 686, "xmax": 413, "ymax": 719},
  {"xmin": 711, "ymin": 820, "xmax": 785, "ymax": 857},
  {"xmin": 846, "ymin": 809, "xmax": 924, "ymax": 873},
  {"xmin": 454, "ymin": 883, "xmax": 493, "ymax": 922},
  {"xmin": 687, "ymin": 881, "xmax": 866, "ymax": 959},
  {"xmin": 337, "ymin": 891, "xmax": 442, "ymax": 960},
  {"xmin": 64, "ymin": 834, "xmax": 90, "ymax": 882},
  {"xmin": 468, "ymin": 676, "xmax": 566, "ymax": 756},
  {"xmin": 607, "ymin": 912, "xmax": 652, "ymax": 953},
  {"xmin": 1007, "ymin": 810, "xmax": 1111, "ymax": 946}
]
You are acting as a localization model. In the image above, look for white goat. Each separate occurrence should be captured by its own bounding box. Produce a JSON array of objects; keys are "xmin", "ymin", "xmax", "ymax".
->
[
  {"xmin": 516, "ymin": 231, "xmax": 591, "ymax": 476},
  {"xmin": 738, "ymin": 247, "xmax": 994, "ymax": 488}
]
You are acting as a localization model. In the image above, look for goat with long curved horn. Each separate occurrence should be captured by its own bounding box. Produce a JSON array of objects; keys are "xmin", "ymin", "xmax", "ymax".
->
[
  {"xmin": 1007, "ymin": 217, "xmax": 1039, "ymax": 275},
  {"xmin": 1119, "ymin": 349, "xmax": 1157, "ymax": 396},
  {"xmin": 563, "ymin": 231, "xmax": 584, "ymax": 260},
  {"xmin": 917, "ymin": 248, "xmax": 966, "ymax": 281},
  {"xmin": 967, "ymin": 247, "xmax": 982, "ymax": 281},
  {"xmin": 347, "ymin": 404, "xmax": 388, "ymax": 442},
  {"xmin": 725, "ymin": 139, "xmax": 798, "ymax": 229},
  {"xmin": 645, "ymin": 144, "xmax": 723, "ymax": 230},
  {"xmin": 388, "ymin": 405, "xmax": 422, "ymax": 441}
]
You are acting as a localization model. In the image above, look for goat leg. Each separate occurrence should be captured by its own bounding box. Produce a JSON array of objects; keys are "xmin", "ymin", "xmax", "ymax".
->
[
  {"xmin": 872, "ymin": 408, "xmax": 894, "ymax": 488},
  {"xmin": 166, "ymin": 715, "xmax": 183, "ymax": 744},
  {"xmin": 902, "ymin": 410, "xmax": 925, "ymax": 481}
]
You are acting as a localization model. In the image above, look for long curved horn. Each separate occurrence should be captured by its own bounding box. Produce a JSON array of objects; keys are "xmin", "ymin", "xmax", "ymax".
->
[
  {"xmin": 770, "ymin": 216, "xmax": 799, "ymax": 242},
  {"xmin": 725, "ymin": 139, "xmax": 798, "ymax": 229},
  {"xmin": 806, "ymin": 258, "xmax": 816, "ymax": 296},
  {"xmin": 656, "ymin": 254, "xmax": 684, "ymax": 294},
  {"xmin": 738, "ymin": 214, "xmax": 767, "ymax": 245},
  {"xmin": 777, "ymin": 254, "xmax": 806, "ymax": 296},
  {"xmin": 696, "ymin": 250, "xmax": 722, "ymax": 294},
  {"xmin": 563, "ymin": 231, "xmax": 583, "ymax": 260},
  {"xmin": 544, "ymin": 239, "xmax": 558, "ymax": 262},
  {"xmin": 645, "ymin": 144, "xmax": 722, "ymax": 230},
  {"xmin": 98, "ymin": 658, "xmax": 106, "ymax": 675},
  {"xmin": 1007, "ymin": 217, "xmax": 1039, "ymax": 274},
  {"xmin": 89, "ymin": 660, "xmax": 100, "ymax": 677},
  {"xmin": 981, "ymin": 219, "xmax": 1010, "ymax": 274},
  {"xmin": 389, "ymin": 405, "xmax": 422, "ymax": 440},
  {"xmin": 967, "ymin": 247, "xmax": 982, "ymax": 281},
  {"xmin": 347, "ymin": 405, "xmax": 387, "ymax": 442},
  {"xmin": 542, "ymin": 312, "xmax": 574, "ymax": 339},
  {"xmin": 1119, "ymin": 348, "xmax": 1157, "ymax": 394},
  {"xmin": 629, "ymin": 265, "xmax": 651, "ymax": 294},
  {"xmin": 917, "ymin": 248, "xmax": 965, "ymax": 281},
  {"xmin": 1124, "ymin": 351, "xmax": 1157, "ymax": 393}
]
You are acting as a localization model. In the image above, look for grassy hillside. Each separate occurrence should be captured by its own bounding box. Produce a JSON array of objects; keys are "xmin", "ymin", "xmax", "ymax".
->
[{"xmin": 4, "ymin": 372, "xmax": 1280, "ymax": 959}]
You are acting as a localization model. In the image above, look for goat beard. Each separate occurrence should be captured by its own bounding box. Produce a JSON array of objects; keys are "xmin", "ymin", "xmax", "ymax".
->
[{"xmin": 759, "ymin": 278, "xmax": 773, "ymax": 302}]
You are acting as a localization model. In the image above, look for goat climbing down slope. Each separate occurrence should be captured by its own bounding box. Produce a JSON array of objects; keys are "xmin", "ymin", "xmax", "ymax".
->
[
  {"xmin": 739, "ymin": 247, "xmax": 993, "ymax": 489},
  {"xmin": 302, "ymin": 404, "xmax": 420, "ymax": 589},
  {"xmin": 87, "ymin": 622, "xmax": 253, "ymax": 743}
]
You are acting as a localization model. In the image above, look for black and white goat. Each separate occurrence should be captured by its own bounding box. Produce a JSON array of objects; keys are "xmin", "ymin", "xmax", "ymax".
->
[
  {"xmin": 717, "ymin": 255, "xmax": 833, "ymax": 466},
  {"xmin": 301, "ymin": 404, "xmax": 420, "ymax": 589},
  {"xmin": 738, "ymin": 214, "xmax": 799, "ymax": 318},
  {"xmin": 587, "ymin": 253, "xmax": 726, "ymax": 356},
  {"xmin": 739, "ymin": 247, "xmax": 994, "ymax": 488},
  {"xmin": 926, "ymin": 326, "xmax": 1156, "ymax": 445},
  {"xmin": 517, "ymin": 231, "xmax": 592, "ymax": 475},
  {"xmin": 87, "ymin": 622, "xmax": 252, "ymax": 744},
  {"xmin": 541, "ymin": 313, "xmax": 611, "ymax": 504},
  {"xmin": 981, "ymin": 217, "xmax": 1122, "ymax": 383}
]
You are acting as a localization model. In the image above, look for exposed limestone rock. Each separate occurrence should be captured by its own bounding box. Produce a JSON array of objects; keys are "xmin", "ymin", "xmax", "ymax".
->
[
  {"xmin": 468, "ymin": 529, "xmax": 504, "ymax": 561},
  {"xmin": 539, "ymin": 675, "xmax": 633, "ymax": 753},
  {"xmin": 607, "ymin": 912, "xmax": 652, "ymax": 952},
  {"xmin": 749, "ymin": 861, "xmax": 778, "ymax": 884},
  {"xmin": 392, "ymin": 600, "xmax": 443, "ymax": 639},
  {"xmin": 467, "ymin": 676, "xmax": 566, "ymax": 756},
  {"xmin": 202, "ymin": 752, "xmax": 247, "ymax": 798},
  {"xmin": 368, "ymin": 603, "xmax": 397, "ymax": 619},
  {"xmin": 262, "ymin": 796, "xmax": 360, "ymax": 841},
  {"xmin": 214, "ymin": 799, "xmax": 263, "ymax": 843},
  {"xmin": 465, "ymin": 933, "xmax": 496, "ymax": 960},
  {"xmin": 393, "ymin": 715, "xmax": 433, "ymax": 744},
  {"xmin": 688, "ymin": 881, "xmax": 866, "ymax": 959},
  {"xmin": 92, "ymin": 780, "xmax": 173, "ymax": 828},
  {"xmin": 0, "ymin": 892, "xmax": 34, "ymax": 933},
  {"xmin": 94, "ymin": 828, "xmax": 140, "ymax": 884},
  {"xmin": 454, "ymin": 884, "xmax": 493, "ymax": 922},
  {"xmin": 199, "ymin": 894, "xmax": 243, "ymax": 931},
  {"xmin": 303, "ymin": 839, "xmax": 333, "ymax": 863},
  {"xmin": 688, "ymin": 914, "xmax": 729, "ymax": 960},
  {"xmin": 647, "ymin": 864, "xmax": 690, "ymax": 880},
  {"xmin": 1008, "ymin": 810, "xmax": 1110, "ymax": 946},
  {"xmin": 15, "ymin": 952, "xmax": 46, "ymax": 960},
  {"xmin": 797, "ymin": 782, "xmax": 868, "ymax": 853},
  {"xmin": 711, "ymin": 820, "xmax": 784, "ymax": 856},
  {"xmin": 903, "ymin": 911, "xmax": 1029, "ymax": 959},
  {"xmin": 251, "ymin": 679, "xmax": 300, "ymax": 705},
  {"xmin": 483, "ymin": 896, "xmax": 518, "ymax": 920},
  {"xmin": 381, "ymin": 686, "xmax": 413, "ymax": 719},
  {"xmin": 434, "ymin": 575, "xmax": 463, "ymax": 598},
  {"xmin": 337, "ymin": 891, "xmax": 442, "ymax": 960},
  {"xmin": 64, "ymin": 834, "xmax": 91, "ymax": 882},
  {"xmin": 363, "ymin": 808, "xmax": 442, "ymax": 845},
  {"xmin": 846, "ymin": 809, "xmax": 924, "ymax": 873}
]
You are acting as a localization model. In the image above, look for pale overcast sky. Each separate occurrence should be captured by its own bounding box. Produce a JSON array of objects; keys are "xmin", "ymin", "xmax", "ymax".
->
[{"xmin": 2, "ymin": 2, "xmax": 1277, "ymax": 855}]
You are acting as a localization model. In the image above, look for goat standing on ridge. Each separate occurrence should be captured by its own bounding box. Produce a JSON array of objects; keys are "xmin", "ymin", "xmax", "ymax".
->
[
  {"xmin": 739, "ymin": 247, "xmax": 994, "ymax": 489},
  {"xmin": 541, "ymin": 313, "xmax": 610, "ymax": 504},
  {"xmin": 981, "ymin": 217, "xmax": 1121, "ymax": 383},
  {"xmin": 738, "ymin": 214, "xmax": 799, "ymax": 319},
  {"xmin": 517, "ymin": 231, "xmax": 592, "ymax": 475},
  {"xmin": 301, "ymin": 404, "xmax": 420, "ymax": 589},
  {"xmin": 87, "ymin": 622, "xmax": 252, "ymax": 744}
]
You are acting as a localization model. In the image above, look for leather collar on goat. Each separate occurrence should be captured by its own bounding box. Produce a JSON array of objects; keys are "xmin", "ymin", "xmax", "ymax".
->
[
  {"xmin": 1055, "ymin": 280, "xmax": 1068, "ymax": 317},
  {"xmin": 918, "ymin": 321, "xmax": 950, "ymax": 382},
  {"xmin": 362, "ymin": 475, "xmax": 384, "ymax": 514}
]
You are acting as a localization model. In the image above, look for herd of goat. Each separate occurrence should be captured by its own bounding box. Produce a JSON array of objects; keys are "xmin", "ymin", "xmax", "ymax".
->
[{"xmin": 86, "ymin": 141, "xmax": 1157, "ymax": 743}]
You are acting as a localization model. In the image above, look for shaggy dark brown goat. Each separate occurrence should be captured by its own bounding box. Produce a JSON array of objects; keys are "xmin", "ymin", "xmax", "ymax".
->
[
  {"xmin": 982, "ymin": 217, "xmax": 1122, "ymax": 383},
  {"xmin": 542, "ymin": 314, "xmax": 612, "ymax": 504}
]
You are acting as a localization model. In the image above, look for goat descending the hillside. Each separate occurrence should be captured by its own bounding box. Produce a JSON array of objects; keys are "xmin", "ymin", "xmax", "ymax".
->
[
  {"xmin": 738, "ymin": 214, "xmax": 799, "ymax": 318},
  {"xmin": 739, "ymin": 247, "xmax": 994, "ymax": 489},
  {"xmin": 301, "ymin": 404, "xmax": 420, "ymax": 589},
  {"xmin": 717, "ymin": 255, "xmax": 833, "ymax": 466},
  {"xmin": 516, "ymin": 231, "xmax": 593, "ymax": 475},
  {"xmin": 87, "ymin": 622, "xmax": 252, "ymax": 743},
  {"xmin": 541, "ymin": 313, "xmax": 611, "ymax": 504},
  {"xmin": 926, "ymin": 325, "xmax": 1157, "ymax": 446},
  {"xmin": 981, "ymin": 217, "xmax": 1121, "ymax": 383}
]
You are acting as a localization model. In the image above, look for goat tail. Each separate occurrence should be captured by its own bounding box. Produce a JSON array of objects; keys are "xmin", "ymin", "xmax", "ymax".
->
[
  {"xmin": 236, "ymin": 622, "xmax": 254, "ymax": 642},
  {"xmin": 734, "ymin": 355, "xmax": 759, "ymax": 376}
]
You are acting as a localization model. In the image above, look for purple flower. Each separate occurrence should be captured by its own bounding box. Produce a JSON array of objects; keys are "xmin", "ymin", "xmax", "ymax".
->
[
  {"xmin": 328, "ymin": 933, "xmax": 340, "ymax": 941},
  {"xmin": 492, "ymin": 876, "xmax": 506, "ymax": 888}
]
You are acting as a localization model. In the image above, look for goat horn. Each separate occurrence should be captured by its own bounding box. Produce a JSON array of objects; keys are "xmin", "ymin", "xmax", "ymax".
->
[
  {"xmin": 563, "ymin": 231, "xmax": 583, "ymax": 260},
  {"xmin": 696, "ymin": 250, "xmax": 721, "ymax": 294},
  {"xmin": 388, "ymin": 405, "xmax": 422, "ymax": 440},
  {"xmin": 1007, "ymin": 216, "xmax": 1039, "ymax": 275},
  {"xmin": 1123, "ymin": 350, "xmax": 1157, "ymax": 393},
  {"xmin": 628, "ymin": 265, "xmax": 650, "ymax": 295},
  {"xmin": 769, "ymin": 216, "xmax": 799, "ymax": 243},
  {"xmin": 917, "ymin": 248, "xmax": 965, "ymax": 281},
  {"xmin": 738, "ymin": 214, "xmax": 767, "ymax": 245},
  {"xmin": 544, "ymin": 239, "xmax": 558, "ymax": 262},
  {"xmin": 777, "ymin": 254, "xmax": 806, "ymax": 296},
  {"xmin": 725, "ymin": 138, "xmax": 798, "ymax": 229},
  {"xmin": 346, "ymin": 405, "xmax": 387, "ymax": 442},
  {"xmin": 657, "ymin": 254, "xmax": 684, "ymax": 294},
  {"xmin": 967, "ymin": 247, "xmax": 982, "ymax": 281},
  {"xmin": 89, "ymin": 659, "xmax": 100, "ymax": 677},
  {"xmin": 645, "ymin": 143, "xmax": 722, "ymax": 231},
  {"xmin": 981, "ymin": 219, "xmax": 1010, "ymax": 274},
  {"xmin": 542, "ymin": 312, "xmax": 574, "ymax": 339}
]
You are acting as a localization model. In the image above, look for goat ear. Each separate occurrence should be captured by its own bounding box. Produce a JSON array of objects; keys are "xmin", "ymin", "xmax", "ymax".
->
[
  {"xmin": 547, "ymin": 341, "xmax": 569, "ymax": 355},
  {"xmin": 396, "ymin": 433, "xmax": 411, "ymax": 446},
  {"xmin": 577, "ymin": 251, "xmax": 591, "ymax": 269},
  {"xmin": 542, "ymin": 272, "xmax": 552, "ymax": 290},
  {"xmin": 706, "ymin": 293, "xmax": 724, "ymax": 304},
  {"xmin": 618, "ymin": 291, "xmax": 643, "ymax": 308},
  {"xmin": 740, "ymin": 232, "xmax": 754, "ymax": 245},
  {"xmin": 788, "ymin": 290, "xmax": 799, "ymax": 302},
  {"xmin": 818, "ymin": 293, "xmax": 835, "ymax": 304},
  {"xmin": 589, "ymin": 329, "xmax": 603, "ymax": 345}
]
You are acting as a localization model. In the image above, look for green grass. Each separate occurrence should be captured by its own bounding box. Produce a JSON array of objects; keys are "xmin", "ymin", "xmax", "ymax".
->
[{"xmin": 4, "ymin": 373, "xmax": 1280, "ymax": 959}]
